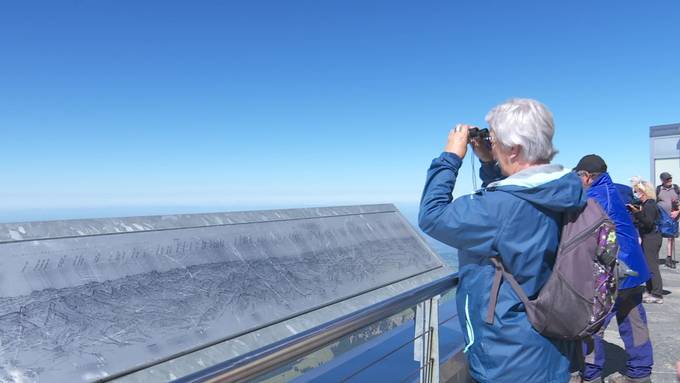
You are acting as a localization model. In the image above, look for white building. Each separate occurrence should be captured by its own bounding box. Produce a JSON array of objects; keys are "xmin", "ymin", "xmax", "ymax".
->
[{"xmin": 650, "ymin": 123, "xmax": 680, "ymax": 186}]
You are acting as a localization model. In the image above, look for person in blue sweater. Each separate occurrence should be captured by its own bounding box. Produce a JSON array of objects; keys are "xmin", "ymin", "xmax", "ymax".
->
[
  {"xmin": 419, "ymin": 98, "xmax": 585, "ymax": 383},
  {"xmin": 573, "ymin": 154, "xmax": 653, "ymax": 383}
]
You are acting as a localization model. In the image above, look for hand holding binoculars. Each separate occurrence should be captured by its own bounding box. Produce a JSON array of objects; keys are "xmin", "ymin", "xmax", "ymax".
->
[{"xmin": 468, "ymin": 127, "xmax": 490, "ymax": 143}]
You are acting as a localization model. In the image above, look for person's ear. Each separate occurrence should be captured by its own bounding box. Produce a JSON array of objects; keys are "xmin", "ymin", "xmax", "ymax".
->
[{"xmin": 509, "ymin": 146, "xmax": 521, "ymax": 161}]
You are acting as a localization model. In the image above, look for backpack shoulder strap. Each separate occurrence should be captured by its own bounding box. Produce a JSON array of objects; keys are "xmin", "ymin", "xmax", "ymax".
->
[
  {"xmin": 654, "ymin": 202, "xmax": 662, "ymax": 221},
  {"xmin": 485, "ymin": 256, "xmax": 532, "ymax": 325},
  {"xmin": 674, "ymin": 184, "xmax": 680, "ymax": 195}
]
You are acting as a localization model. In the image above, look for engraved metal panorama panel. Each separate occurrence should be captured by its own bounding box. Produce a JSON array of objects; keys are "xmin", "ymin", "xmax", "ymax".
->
[{"xmin": 0, "ymin": 207, "xmax": 443, "ymax": 382}]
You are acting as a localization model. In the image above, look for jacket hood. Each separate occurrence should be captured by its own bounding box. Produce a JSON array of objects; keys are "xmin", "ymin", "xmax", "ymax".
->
[{"xmin": 487, "ymin": 164, "xmax": 587, "ymax": 212}]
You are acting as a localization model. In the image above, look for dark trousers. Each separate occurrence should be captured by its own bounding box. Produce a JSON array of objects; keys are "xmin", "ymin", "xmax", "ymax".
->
[
  {"xmin": 582, "ymin": 287, "xmax": 653, "ymax": 380},
  {"xmin": 641, "ymin": 232, "xmax": 663, "ymax": 296}
]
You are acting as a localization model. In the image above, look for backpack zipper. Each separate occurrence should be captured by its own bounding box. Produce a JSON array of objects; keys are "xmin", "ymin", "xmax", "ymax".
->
[{"xmin": 558, "ymin": 218, "xmax": 608, "ymax": 255}]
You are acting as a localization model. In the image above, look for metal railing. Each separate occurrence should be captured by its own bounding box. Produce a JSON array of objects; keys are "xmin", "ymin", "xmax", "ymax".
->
[{"xmin": 173, "ymin": 273, "xmax": 459, "ymax": 383}]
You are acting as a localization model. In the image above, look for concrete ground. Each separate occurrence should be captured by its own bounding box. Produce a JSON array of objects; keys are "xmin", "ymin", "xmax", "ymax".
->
[{"xmin": 601, "ymin": 257, "xmax": 680, "ymax": 382}]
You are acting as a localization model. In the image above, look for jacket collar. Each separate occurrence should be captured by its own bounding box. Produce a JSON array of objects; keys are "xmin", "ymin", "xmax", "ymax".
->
[{"xmin": 487, "ymin": 164, "xmax": 570, "ymax": 189}]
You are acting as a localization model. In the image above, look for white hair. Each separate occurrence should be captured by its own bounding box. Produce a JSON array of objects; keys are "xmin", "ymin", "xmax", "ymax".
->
[
  {"xmin": 630, "ymin": 176, "xmax": 642, "ymax": 187},
  {"xmin": 485, "ymin": 98, "xmax": 558, "ymax": 163},
  {"xmin": 634, "ymin": 179, "xmax": 656, "ymax": 200}
]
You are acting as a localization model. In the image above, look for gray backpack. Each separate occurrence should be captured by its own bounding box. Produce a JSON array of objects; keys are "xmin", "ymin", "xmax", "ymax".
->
[{"xmin": 485, "ymin": 198, "xmax": 619, "ymax": 340}]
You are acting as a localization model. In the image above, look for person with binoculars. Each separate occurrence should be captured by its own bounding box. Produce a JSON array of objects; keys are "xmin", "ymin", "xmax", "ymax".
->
[{"xmin": 419, "ymin": 98, "xmax": 584, "ymax": 383}]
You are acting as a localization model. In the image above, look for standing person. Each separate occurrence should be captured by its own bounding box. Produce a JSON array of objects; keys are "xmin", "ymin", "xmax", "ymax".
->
[
  {"xmin": 574, "ymin": 154, "xmax": 653, "ymax": 383},
  {"xmin": 629, "ymin": 180, "xmax": 664, "ymax": 304},
  {"xmin": 656, "ymin": 172, "xmax": 680, "ymax": 268},
  {"xmin": 419, "ymin": 98, "xmax": 584, "ymax": 383}
]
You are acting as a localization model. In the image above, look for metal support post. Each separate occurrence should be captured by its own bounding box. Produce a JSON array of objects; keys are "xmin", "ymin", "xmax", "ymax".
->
[{"xmin": 414, "ymin": 295, "xmax": 440, "ymax": 383}]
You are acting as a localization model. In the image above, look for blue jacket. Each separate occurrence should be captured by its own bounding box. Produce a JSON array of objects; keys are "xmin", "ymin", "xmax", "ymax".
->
[
  {"xmin": 615, "ymin": 182, "xmax": 635, "ymax": 205},
  {"xmin": 419, "ymin": 153, "xmax": 585, "ymax": 383},
  {"xmin": 587, "ymin": 174, "xmax": 650, "ymax": 289}
]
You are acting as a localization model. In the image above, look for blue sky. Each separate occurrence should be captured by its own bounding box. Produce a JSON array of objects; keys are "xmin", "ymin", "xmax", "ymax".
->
[{"xmin": 1, "ymin": 1, "xmax": 679, "ymax": 221}]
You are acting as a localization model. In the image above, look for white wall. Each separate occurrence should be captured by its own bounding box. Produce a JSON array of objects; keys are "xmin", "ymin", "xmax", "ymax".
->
[{"xmin": 651, "ymin": 135, "xmax": 680, "ymax": 186}]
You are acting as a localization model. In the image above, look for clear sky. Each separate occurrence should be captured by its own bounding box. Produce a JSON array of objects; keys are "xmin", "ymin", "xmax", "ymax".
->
[{"xmin": 1, "ymin": 1, "xmax": 679, "ymax": 221}]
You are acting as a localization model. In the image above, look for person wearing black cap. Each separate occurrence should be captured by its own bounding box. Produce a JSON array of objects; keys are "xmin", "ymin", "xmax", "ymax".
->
[
  {"xmin": 656, "ymin": 172, "xmax": 680, "ymax": 268},
  {"xmin": 573, "ymin": 154, "xmax": 654, "ymax": 383},
  {"xmin": 573, "ymin": 154, "xmax": 608, "ymax": 176}
]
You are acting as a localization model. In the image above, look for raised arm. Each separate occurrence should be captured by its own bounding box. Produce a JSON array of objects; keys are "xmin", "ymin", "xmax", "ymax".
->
[{"xmin": 418, "ymin": 151, "xmax": 497, "ymax": 253}]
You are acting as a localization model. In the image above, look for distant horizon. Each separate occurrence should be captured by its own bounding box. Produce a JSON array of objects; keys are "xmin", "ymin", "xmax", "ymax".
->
[
  {"xmin": 0, "ymin": 200, "xmax": 421, "ymax": 223},
  {"xmin": 2, "ymin": 1, "xmax": 679, "ymax": 223}
]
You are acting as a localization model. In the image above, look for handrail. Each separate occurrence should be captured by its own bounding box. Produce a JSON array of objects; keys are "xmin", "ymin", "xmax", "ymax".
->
[{"xmin": 173, "ymin": 273, "xmax": 459, "ymax": 383}]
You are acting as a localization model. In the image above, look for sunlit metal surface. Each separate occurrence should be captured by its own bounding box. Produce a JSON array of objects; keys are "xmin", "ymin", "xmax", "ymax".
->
[{"xmin": 0, "ymin": 204, "xmax": 449, "ymax": 382}]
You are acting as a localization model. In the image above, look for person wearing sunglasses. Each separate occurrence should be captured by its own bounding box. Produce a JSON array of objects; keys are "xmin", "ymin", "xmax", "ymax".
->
[
  {"xmin": 656, "ymin": 172, "xmax": 680, "ymax": 268},
  {"xmin": 629, "ymin": 180, "xmax": 665, "ymax": 304}
]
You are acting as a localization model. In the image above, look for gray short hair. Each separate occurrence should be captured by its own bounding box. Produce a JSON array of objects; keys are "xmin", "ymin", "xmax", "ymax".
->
[{"xmin": 485, "ymin": 98, "xmax": 558, "ymax": 163}]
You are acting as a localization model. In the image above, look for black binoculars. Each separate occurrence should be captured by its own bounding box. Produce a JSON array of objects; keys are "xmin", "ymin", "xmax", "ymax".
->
[{"xmin": 468, "ymin": 127, "xmax": 491, "ymax": 143}]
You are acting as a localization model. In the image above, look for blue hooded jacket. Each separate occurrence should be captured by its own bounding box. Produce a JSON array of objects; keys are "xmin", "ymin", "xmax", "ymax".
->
[
  {"xmin": 615, "ymin": 182, "xmax": 635, "ymax": 205},
  {"xmin": 419, "ymin": 153, "xmax": 586, "ymax": 383},
  {"xmin": 586, "ymin": 174, "xmax": 650, "ymax": 289}
]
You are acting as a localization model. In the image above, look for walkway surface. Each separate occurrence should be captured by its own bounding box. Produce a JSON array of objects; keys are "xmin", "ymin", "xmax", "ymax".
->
[{"xmin": 602, "ymin": 259, "xmax": 680, "ymax": 382}]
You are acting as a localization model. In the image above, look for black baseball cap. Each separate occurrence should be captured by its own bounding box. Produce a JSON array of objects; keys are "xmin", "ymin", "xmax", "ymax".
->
[
  {"xmin": 660, "ymin": 172, "xmax": 672, "ymax": 181},
  {"xmin": 574, "ymin": 154, "xmax": 607, "ymax": 173}
]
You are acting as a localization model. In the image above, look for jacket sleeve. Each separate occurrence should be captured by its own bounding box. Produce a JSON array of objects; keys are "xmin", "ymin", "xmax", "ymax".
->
[
  {"xmin": 479, "ymin": 160, "xmax": 504, "ymax": 188},
  {"xmin": 634, "ymin": 200, "xmax": 658, "ymax": 232},
  {"xmin": 418, "ymin": 152, "xmax": 498, "ymax": 253}
]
